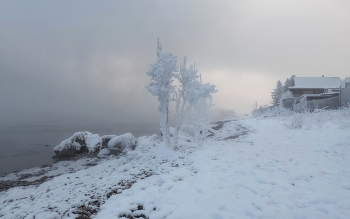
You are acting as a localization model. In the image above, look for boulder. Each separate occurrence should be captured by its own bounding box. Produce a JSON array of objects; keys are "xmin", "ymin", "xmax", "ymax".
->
[
  {"xmin": 108, "ymin": 133, "xmax": 136, "ymax": 154},
  {"xmin": 85, "ymin": 134, "xmax": 102, "ymax": 153},
  {"xmin": 53, "ymin": 132, "xmax": 102, "ymax": 158},
  {"xmin": 101, "ymin": 135, "xmax": 117, "ymax": 148}
]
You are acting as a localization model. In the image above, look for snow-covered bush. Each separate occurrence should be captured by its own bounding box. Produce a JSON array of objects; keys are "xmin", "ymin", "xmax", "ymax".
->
[
  {"xmin": 252, "ymin": 106, "xmax": 293, "ymax": 118},
  {"xmin": 339, "ymin": 105, "xmax": 350, "ymax": 127},
  {"xmin": 281, "ymin": 106, "xmax": 350, "ymax": 130},
  {"xmin": 108, "ymin": 133, "xmax": 136, "ymax": 154},
  {"xmin": 307, "ymin": 106, "xmax": 350, "ymax": 128},
  {"xmin": 283, "ymin": 114, "xmax": 303, "ymax": 129},
  {"xmin": 135, "ymin": 134, "xmax": 159, "ymax": 153}
]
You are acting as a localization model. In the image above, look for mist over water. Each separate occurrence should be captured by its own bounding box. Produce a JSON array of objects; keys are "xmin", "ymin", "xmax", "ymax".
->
[{"xmin": 0, "ymin": 122, "xmax": 159, "ymax": 176}]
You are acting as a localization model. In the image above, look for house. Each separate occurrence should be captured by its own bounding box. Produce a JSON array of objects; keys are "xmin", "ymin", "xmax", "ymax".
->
[
  {"xmin": 342, "ymin": 77, "xmax": 350, "ymax": 88},
  {"xmin": 282, "ymin": 76, "xmax": 344, "ymax": 111},
  {"xmin": 287, "ymin": 77, "xmax": 342, "ymax": 97}
]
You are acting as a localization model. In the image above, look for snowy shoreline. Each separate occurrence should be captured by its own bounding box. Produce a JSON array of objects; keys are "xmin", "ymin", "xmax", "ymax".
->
[
  {"xmin": 0, "ymin": 120, "xmax": 232, "ymax": 192},
  {"xmin": 0, "ymin": 122, "xmax": 160, "ymax": 176},
  {"xmin": 1, "ymin": 111, "xmax": 350, "ymax": 218}
]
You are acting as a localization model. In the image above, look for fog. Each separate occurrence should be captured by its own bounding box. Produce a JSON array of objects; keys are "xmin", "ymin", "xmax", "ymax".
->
[{"xmin": 1, "ymin": 0, "xmax": 349, "ymax": 125}]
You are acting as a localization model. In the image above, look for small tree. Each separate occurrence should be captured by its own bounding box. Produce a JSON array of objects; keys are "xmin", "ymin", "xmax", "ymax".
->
[
  {"xmin": 271, "ymin": 80, "xmax": 283, "ymax": 107},
  {"xmin": 172, "ymin": 58, "xmax": 216, "ymax": 146},
  {"xmin": 181, "ymin": 95, "xmax": 215, "ymax": 143},
  {"xmin": 172, "ymin": 57, "xmax": 198, "ymax": 146},
  {"xmin": 146, "ymin": 38, "xmax": 178, "ymax": 147}
]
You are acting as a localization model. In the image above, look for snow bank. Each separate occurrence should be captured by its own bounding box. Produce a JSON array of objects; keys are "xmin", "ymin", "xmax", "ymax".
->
[
  {"xmin": 135, "ymin": 134, "xmax": 159, "ymax": 153},
  {"xmin": 97, "ymin": 114, "xmax": 350, "ymax": 219},
  {"xmin": 2, "ymin": 109, "xmax": 350, "ymax": 218}
]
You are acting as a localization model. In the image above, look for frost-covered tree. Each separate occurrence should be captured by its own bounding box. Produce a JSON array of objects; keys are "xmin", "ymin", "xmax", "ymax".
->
[
  {"xmin": 172, "ymin": 57, "xmax": 198, "ymax": 146},
  {"xmin": 146, "ymin": 38, "xmax": 178, "ymax": 147},
  {"xmin": 146, "ymin": 39, "xmax": 217, "ymax": 148},
  {"xmin": 172, "ymin": 58, "xmax": 216, "ymax": 146},
  {"xmin": 181, "ymin": 96, "xmax": 215, "ymax": 144},
  {"xmin": 271, "ymin": 80, "xmax": 283, "ymax": 107}
]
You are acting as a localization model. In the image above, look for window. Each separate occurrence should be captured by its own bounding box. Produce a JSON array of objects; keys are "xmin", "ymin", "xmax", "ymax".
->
[{"xmin": 345, "ymin": 82, "xmax": 350, "ymax": 88}]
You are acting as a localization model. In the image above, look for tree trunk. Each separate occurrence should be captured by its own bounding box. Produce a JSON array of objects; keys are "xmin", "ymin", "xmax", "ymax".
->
[{"xmin": 160, "ymin": 98, "xmax": 171, "ymax": 147}]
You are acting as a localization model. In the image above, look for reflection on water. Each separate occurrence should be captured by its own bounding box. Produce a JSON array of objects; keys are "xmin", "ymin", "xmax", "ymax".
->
[{"xmin": 0, "ymin": 122, "xmax": 159, "ymax": 176}]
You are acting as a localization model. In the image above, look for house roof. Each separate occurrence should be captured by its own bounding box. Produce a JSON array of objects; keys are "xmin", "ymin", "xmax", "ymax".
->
[{"xmin": 290, "ymin": 77, "xmax": 341, "ymax": 89}]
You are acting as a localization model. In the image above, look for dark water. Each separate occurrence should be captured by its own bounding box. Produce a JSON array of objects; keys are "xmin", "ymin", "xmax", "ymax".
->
[{"xmin": 0, "ymin": 122, "xmax": 159, "ymax": 176}]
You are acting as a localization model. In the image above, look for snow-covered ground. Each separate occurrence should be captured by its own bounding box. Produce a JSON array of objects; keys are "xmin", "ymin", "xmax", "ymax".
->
[{"xmin": 1, "ymin": 110, "xmax": 349, "ymax": 219}]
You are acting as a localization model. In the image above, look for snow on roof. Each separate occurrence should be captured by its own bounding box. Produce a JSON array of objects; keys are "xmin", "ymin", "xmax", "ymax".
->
[{"xmin": 290, "ymin": 77, "xmax": 341, "ymax": 89}]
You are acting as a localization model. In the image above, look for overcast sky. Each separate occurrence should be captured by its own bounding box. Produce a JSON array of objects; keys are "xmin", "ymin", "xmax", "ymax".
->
[{"xmin": 1, "ymin": 0, "xmax": 349, "ymax": 125}]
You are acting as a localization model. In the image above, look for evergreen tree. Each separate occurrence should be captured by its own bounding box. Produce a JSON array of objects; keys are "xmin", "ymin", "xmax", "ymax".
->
[
  {"xmin": 271, "ymin": 80, "xmax": 283, "ymax": 106},
  {"xmin": 283, "ymin": 75, "xmax": 296, "ymax": 91}
]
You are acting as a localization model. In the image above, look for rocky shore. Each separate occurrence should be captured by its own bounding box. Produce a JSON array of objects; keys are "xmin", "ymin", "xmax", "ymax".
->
[{"xmin": 0, "ymin": 130, "xmax": 157, "ymax": 195}]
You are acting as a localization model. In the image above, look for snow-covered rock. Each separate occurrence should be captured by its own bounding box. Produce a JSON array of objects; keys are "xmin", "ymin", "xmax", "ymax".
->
[
  {"xmin": 108, "ymin": 133, "xmax": 136, "ymax": 154},
  {"xmin": 53, "ymin": 131, "xmax": 102, "ymax": 158},
  {"xmin": 97, "ymin": 148, "xmax": 111, "ymax": 158},
  {"xmin": 101, "ymin": 135, "xmax": 117, "ymax": 148},
  {"xmin": 86, "ymin": 134, "xmax": 102, "ymax": 152}
]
